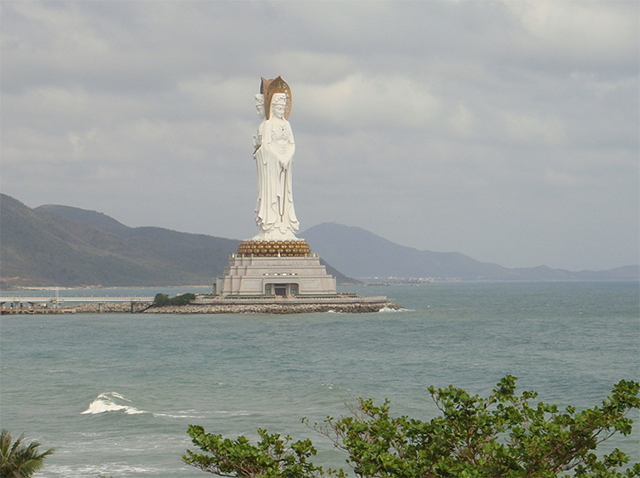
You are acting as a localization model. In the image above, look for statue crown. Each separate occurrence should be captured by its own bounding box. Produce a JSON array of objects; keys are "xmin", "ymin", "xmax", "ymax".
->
[{"xmin": 261, "ymin": 76, "xmax": 292, "ymax": 120}]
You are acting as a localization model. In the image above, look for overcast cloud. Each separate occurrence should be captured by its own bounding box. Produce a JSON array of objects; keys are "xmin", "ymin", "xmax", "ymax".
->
[{"xmin": 2, "ymin": 0, "xmax": 638, "ymax": 271}]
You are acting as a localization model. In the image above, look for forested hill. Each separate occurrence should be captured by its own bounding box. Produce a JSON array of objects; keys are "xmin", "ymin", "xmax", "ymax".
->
[{"xmin": 0, "ymin": 194, "xmax": 239, "ymax": 288}]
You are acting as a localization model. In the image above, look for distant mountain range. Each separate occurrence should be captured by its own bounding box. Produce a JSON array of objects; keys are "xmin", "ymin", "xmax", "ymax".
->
[
  {"xmin": 1, "ymin": 194, "xmax": 637, "ymax": 289},
  {"xmin": 300, "ymin": 223, "xmax": 639, "ymax": 281}
]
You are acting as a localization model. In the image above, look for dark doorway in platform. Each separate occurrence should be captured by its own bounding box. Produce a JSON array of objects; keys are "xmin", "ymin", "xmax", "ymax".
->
[{"xmin": 265, "ymin": 283, "xmax": 299, "ymax": 297}]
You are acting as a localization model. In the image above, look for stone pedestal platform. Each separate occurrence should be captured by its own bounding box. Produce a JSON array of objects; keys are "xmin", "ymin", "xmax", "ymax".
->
[{"xmin": 215, "ymin": 241, "xmax": 337, "ymax": 297}]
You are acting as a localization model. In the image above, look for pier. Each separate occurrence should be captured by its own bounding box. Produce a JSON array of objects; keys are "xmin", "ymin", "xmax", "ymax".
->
[{"xmin": 0, "ymin": 296, "xmax": 154, "ymax": 314}]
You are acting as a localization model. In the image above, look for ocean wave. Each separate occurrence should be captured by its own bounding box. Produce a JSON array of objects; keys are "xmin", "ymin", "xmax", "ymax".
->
[
  {"xmin": 82, "ymin": 392, "xmax": 148, "ymax": 415},
  {"xmin": 47, "ymin": 463, "xmax": 165, "ymax": 476},
  {"xmin": 321, "ymin": 382, "xmax": 351, "ymax": 392},
  {"xmin": 211, "ymin": 410, "xmax": 250, "ymax": 416},
  {"xmin": 379, "ymin": 306, "xmax": 413, "ymax": 313},
  {"xmin": 154, "ymin": 412, "xmax": 205, "ymax": 419}
]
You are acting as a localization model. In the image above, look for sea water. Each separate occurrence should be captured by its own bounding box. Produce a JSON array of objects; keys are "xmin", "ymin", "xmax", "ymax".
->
[{"xmin": 1, "ymin": 282, "xmax": 638, "ymax": 477}]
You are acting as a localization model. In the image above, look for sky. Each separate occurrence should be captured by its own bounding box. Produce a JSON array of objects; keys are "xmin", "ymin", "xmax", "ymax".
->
[{"xmin": 1, "ymin": 1, "xmax": 638, "ymax": 271}]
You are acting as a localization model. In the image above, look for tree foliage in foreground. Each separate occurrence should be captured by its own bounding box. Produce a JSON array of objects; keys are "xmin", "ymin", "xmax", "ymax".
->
[
  {"xmin": 184, "ymin": 376, "xmax": 640, "ymax": 478},
  {"xmin": 0, "ymin": 430, "xmax": 54, "ymax": 478}
]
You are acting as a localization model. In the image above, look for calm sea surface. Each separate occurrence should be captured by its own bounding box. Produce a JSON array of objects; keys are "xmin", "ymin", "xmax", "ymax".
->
[{"xmin": 1, "ymin": 282, "xmax": 639, "ymax": 477}]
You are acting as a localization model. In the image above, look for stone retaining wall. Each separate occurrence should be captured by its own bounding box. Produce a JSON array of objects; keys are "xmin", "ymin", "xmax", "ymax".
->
[
  {"xmin": 142, "ymin": 302, "xmax": 402, "ymax": 314},
  {"xmin": 56, "ymin": 301, "xmax": 402, "ymax": 314},
  {"xmin": 65, "ymin": 302, "xmax": 152, "ymax": 313}
]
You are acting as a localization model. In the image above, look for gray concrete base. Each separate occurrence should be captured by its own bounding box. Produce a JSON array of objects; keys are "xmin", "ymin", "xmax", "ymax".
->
[{"xmin": 215, "ymin": 254, "xmax": 337, "ymax": 296}]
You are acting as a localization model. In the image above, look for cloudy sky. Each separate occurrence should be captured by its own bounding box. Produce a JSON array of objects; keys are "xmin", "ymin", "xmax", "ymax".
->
[{"xmin": 2, "ymin": 1, "xmax": 638, "ymax": 271}]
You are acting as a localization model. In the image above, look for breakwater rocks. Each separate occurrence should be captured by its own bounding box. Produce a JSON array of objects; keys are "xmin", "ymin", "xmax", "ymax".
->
[
  {"xmin": 20, "ymin": 300, "xmax": 404, "ymax": 314},
  {"xmin": 143, "ymin": 302, "xmax": 402, "ymax": 314},
  {"xmin": 69, "ymin": 302, "xmax": 153, "ymax": 313}
]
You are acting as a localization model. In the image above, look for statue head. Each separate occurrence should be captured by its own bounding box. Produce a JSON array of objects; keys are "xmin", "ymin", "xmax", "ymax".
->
[
  {"xmin": 263, "ymin": 76, "xmax": 291, "ymax": 120},
  {"xmin": 255, "ymin": 94, "xmax": 265, "ymax": 120},
  {"xmin": 271, "ymin": 93, "xmax": 287, "ymax": 119}
]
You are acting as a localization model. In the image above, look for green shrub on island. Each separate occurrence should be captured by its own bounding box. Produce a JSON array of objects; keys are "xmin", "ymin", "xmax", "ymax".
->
[
  {"xmin": 1, "ymin": 429, "xmax": 54, "ymax": 478},
  {"xmin": 153, "ymin": 293, "xmax": 170, "ymax": 306},
  {"xmin": 183, "ymin": 376, "xmax": 640, "ymax": 478},
  {"xmin": 153, "ymin": 293, "xmax": 196, "ymax": 307}
]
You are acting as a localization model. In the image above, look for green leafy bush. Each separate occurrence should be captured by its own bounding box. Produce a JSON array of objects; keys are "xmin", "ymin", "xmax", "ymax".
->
[
  {"xmin": 153, "ymin": 293, "xmax": 196, "ymax": 306},
  {"xmin": 153, "ymin": 293, "xmax": 171, "ymax": 306},
  {"xmin": 184, "ymin": 376, "xmax": 640, "ymax": 478},
  {"xmin": 170, "ymin": 293, "xmax": 196, "ymax": 306}
]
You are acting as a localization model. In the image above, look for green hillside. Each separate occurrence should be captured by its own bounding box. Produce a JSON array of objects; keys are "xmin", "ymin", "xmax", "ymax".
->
[{"xmin": 1, "ymin": 194, "xmax": 239, "ymax": 288}]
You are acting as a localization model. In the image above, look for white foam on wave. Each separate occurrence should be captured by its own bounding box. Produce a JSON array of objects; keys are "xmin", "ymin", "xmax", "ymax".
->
[
  {"xmin": 379, "ymin": 306, "xmax": 412, "ymax": 313},
  {"xmin": 154, "ymin": 412, "xmax": 205, "ymax": 419},
  {"xmin": 47, "ymin": 463, "xmax": 164, "ymax": 476},
  {"xmin": 82, "ymin": 392, "xmax": 148, "ymax": 415},
  {"xmin": 203, "ymin": 410, "xmax": 251, "ymax": 417}
]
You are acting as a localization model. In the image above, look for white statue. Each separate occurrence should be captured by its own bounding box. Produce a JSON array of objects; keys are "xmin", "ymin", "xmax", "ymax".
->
[
  {"xmin": 252, "ymin": 77, "xmax": 299, "ymax": 241},
  {"xmin": 253, "ymin": 92, "xmax": 266, "ymax": 224}
]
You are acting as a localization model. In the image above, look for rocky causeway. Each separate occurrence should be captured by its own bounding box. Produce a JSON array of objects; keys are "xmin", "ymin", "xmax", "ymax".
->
[{"xmin": 3, "ymin": 301, "xmax": 402, "ymax": 314}]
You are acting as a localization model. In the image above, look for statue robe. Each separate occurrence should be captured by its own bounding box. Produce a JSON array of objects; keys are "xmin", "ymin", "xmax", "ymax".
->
[{"xmin": 252, "ymin": 117, "xmax": 299, "ymax": 241}]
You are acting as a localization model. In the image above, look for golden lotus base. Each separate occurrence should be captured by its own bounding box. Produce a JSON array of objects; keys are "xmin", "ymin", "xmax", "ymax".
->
[{"xmin": 237, "ymin": 240, "xmax": 311, "ymax": 257}]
